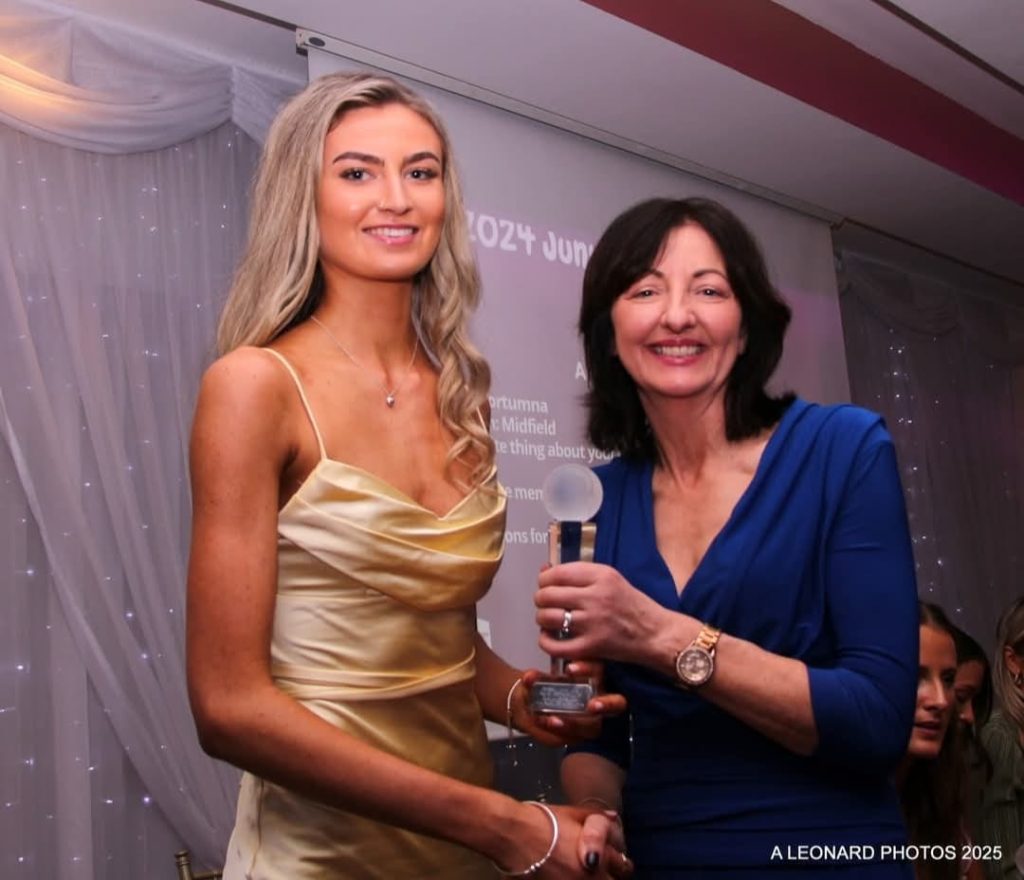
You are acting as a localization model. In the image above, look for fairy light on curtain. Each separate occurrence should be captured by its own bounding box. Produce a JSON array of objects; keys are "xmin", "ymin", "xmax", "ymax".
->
[
  {"xmin": 0, "ymin": 1, "xmax": 302, "ymax": 876},
  {"xmin": 836, "ymin": 233, "xmax": 1024, "ymax": 649}
]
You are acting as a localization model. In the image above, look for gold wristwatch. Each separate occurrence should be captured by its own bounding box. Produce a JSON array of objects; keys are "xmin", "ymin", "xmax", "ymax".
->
[{"xmin": 674, "ymin": 623, "xmax": 721, "ymax": 689}]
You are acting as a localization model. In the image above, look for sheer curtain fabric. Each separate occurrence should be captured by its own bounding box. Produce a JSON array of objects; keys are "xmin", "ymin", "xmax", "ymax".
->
[
  {"xmin": 837, "ymin": 231, "xmax": 1024, "ymax": 648},
  {"xmin": 0, "ymin": 1, "xmax": 299, "ymax": 877}
]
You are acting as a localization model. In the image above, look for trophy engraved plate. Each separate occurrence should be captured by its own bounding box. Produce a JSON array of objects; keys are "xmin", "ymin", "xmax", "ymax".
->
[
  {"xmin": 529, "ymin": 680, "xmax": 593, "ymax": 713},
  {"xmin": 530, "ymin": 464, "xmax": 603, "ymax": 715}
]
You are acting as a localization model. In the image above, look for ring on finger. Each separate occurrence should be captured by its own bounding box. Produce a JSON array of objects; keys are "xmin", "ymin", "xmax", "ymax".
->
[{"xmin": 559, "ymin": 608, "xmax": 573, "ymax": 637}]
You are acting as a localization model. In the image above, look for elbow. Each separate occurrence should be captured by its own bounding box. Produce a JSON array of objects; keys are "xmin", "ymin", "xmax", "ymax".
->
[
  {"xmin": 194, "ymin": 718, "xmax": 231, "ymax": 762},
  {"xmin": 856, "ymin": 688, "xmax": 916, "ymax": 772},
  {"xmin": 190, "ymin": 695, "xmax": 234, "ymax": 761},
  {"xmin": 814, "ymin": 713, "xmax": 911, "ymax": 773},
  {"xmin": 809, "ymin": 670, "xmax": 914, "ymax": 773},
  {"xmin": 188, "ymin": 672, "xmax": 284, "ymax": 765},
  {"xmin": 188, "ymin": 682, "xmax": 252, "ymax": 762},
  {"xmin": 789, "ymin": 729, "xmax": 820, "ymax": 759}
]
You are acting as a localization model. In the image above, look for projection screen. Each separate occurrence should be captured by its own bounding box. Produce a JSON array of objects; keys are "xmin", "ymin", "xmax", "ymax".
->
[{"xmin": 307, "ymin": 48, "xmax": 849, "ymax": 701}]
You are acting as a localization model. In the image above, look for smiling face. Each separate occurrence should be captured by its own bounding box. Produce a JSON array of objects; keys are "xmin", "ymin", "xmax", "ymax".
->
[
  {"xmin": 907, "ymin": 623, "xmax": 958, "ymax": 760},
  {"xmin": 316, "ymin": 102, "xmax": 445, "ymax": 287},
  {"xmin": 610, "ymin": 222, "xmax": 745, "ymax": 408}
]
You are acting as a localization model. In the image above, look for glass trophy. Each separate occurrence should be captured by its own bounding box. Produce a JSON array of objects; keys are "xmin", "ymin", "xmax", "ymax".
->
[{"xmin": 529, "ymin": 463, "xmax": 604, "ymax": 715}]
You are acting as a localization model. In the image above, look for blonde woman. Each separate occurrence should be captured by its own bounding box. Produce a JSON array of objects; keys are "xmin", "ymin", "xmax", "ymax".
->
[
  {"xmin": 187, "ymin": 73, "xmax": 628, "ymax": 880},
  {"xmin": 979, "ymin": 598, "xmax": 1024, "ymax": 879}
]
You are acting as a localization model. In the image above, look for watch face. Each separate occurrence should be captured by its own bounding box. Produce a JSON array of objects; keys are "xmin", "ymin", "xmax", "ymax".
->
[{"xmin": 677, "ymin": 647, "xmax": 713, "ymax": 686}]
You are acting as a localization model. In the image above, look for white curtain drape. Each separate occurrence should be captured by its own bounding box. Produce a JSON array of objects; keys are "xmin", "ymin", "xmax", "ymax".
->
[
  {"xmin": 0, "ymin": 0, "xmax": 297, "ymax": 150},
  {"xmin": 0, "ymin": 2, "xmax": 300, "ymax": 877},
  {"xmin": 836, "ymin": 228, "xmax": 1024, "ymax": 650}
]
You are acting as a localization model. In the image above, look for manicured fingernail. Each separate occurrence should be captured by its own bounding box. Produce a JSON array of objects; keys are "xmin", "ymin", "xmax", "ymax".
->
[{"xmin": 585, "ymin": 851, "xmax": 599, "ymax": 870}]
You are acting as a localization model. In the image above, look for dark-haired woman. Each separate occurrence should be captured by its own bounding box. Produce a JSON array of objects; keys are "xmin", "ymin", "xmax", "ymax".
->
[
  {"xmin": 952, "ymin": 625, "xmax": 994, "ymax": 847},
  {"xmin": 898, "ymin": 603, "xmax": 982, "ymax": 880},
  {"xmin": 979, "ymin": 597, "xmax": 1024, "ymax": 879},
  {"xmin": 534, "ymin": 197, "xmax": 920, "ymax": 876},
  {"xmin": 953, "ymin": 627, "xmax": 993, "ymax": 736}
]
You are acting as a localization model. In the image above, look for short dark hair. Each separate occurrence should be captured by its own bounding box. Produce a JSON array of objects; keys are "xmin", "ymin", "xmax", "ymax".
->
[{"xmin": 579, "ymin": 197, "xmax": 793, "ymax": 459}]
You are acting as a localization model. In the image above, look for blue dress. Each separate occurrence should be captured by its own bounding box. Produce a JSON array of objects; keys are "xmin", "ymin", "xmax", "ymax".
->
[{"xmin": 571, "ymin": 399, "xmax": 918, "ymax": 878}]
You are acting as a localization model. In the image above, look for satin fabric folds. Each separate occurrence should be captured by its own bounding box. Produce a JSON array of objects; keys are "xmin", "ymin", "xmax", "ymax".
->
[{"xmin": 222, "ymin": 452, "xmax": 506, "ymax": 880}]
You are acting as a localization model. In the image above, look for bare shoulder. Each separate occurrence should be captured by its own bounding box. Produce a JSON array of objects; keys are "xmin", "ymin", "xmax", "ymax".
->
[
  {"xmin": 197, "ymin": 346, "xmax": 292, "ymax": 411},
  {"xmin": 191, "ymin": 346, "xmax": 297, "ymax": 473}
]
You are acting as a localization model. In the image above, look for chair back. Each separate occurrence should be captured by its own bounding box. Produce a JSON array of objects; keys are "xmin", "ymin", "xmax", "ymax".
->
[{"xmin": 174, "ymin": 850, "xmax": 223, "ymax": 880}]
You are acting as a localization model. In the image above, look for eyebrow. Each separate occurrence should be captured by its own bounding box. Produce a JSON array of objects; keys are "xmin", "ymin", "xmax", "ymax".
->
[
  {"xmin": 638, "ymin": 267, "xmax": 728, "ymax": 281},
  {"xmin": 330, "ymin": 150, "xmax": 443, "ymax": 167},
  {"xmin": 404, "ymin": 150, "xmax": 442, "ymax": 167},
  {"xmin": 693, "ymin": 268, "xmax": 729, "ymax": 280}
]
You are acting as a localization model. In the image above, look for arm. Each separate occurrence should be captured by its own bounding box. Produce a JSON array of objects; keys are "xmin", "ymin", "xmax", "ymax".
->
[
  {"xmin": 561, "ymin": 752, "xmax": 627, "ymax": 813},
  {"xmin": 537, "ymin": 433, "xmax": 917, "ymax": 768},
  {"xmin": 561, "ymin": 752, "xmax": 632, "ymax": 878},
  {"xmin": 472, "ymin": 632, "xmax": 523, "ymax": 726},
  {"xmin": 802, "ymin": 437, "xmax": 919, "ymax": 768},
  {"xmin": 186, "ymin": 350, "xmax": 615, "ymax": 877},
  {"xmin": 537, "ymin": 574, "xmax": 817, "ymax": 754},
  {"xmin": 473, "ymin": 633, "xmax": 627, "ymax": 745}
]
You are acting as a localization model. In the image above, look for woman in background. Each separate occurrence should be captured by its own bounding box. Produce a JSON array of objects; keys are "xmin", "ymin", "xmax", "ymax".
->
[
  {"xmin": 535, "ymin": 196, "xmax": 919, "ymax": 876},
  {"xmin": 953, "ymin": 625, "xmax": 993, "ymax": 843},
  {"xmin": 187, "ymin": 72, "xmax": 627, "ymax": 879},
  {"xmin": 897, "ymin": 602, "xmax": 981, "ymax": 880},
  {"xmin": 979, "ymin": 597, "xmax": 1024, "ymax": 879},
  {"xmin": 954, "ymin": 627, "xmax": 993, "ymax": 735}
]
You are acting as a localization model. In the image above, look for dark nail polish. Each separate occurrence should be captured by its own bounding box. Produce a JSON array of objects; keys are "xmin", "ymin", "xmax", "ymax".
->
[{"xmin": 585, "ymin": 850, "xmax": 599, "ymax": 871}]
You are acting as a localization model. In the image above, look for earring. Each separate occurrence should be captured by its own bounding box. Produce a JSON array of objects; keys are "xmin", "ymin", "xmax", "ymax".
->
[{"xmin": 1014, "ymin": 671, "xmax": 1023, "ymax": 687}]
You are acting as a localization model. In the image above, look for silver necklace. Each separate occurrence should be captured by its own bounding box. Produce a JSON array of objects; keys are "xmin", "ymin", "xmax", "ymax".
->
[{"xmin": 310, "ymin": 315, "xmax": 419, "ymax": 408}]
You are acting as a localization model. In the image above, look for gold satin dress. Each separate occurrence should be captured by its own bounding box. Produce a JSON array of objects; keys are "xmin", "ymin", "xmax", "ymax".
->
[{"xmin": 222, "ymin": 351, "xmax": 507, "ymax": 879}]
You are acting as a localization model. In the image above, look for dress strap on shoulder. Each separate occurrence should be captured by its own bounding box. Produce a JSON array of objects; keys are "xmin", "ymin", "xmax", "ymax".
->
[{"xmin": 262, "ymin": 348, "xmax": 327, "ymax": 460}]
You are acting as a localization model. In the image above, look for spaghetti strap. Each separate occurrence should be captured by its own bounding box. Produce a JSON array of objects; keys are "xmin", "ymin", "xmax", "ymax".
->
[{"xmin": 263, "ymin": 348, "xmax": 327, "ymax": 460}]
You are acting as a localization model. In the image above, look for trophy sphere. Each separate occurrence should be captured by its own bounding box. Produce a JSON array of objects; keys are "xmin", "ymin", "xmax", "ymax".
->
[{"xmin": 542, "ymin": 463, "xmax": 603, "ymax": 522}]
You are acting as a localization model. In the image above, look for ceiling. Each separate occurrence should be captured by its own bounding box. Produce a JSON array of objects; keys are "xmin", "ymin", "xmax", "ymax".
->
[{"xmin": 35, "ymin": 0, "xmax": 1024, "ymax": 288}]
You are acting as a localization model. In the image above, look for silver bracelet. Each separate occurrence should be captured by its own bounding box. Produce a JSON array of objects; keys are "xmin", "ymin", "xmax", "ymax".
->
[
  {"xmin": 506, "ymin": 676, "xmax": 524, "ymax": 740},
  {"xmin": 491, "ymin": 800, "xmax": 559, "ymax": 877}
]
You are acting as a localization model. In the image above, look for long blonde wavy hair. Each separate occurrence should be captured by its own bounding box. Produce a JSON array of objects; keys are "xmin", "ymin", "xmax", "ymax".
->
[
  {"xmin": 217, "ymin": 72, "xmax": 494, "ymax": 485},
  {"xmin": 992, "ymin": 597, "xmax": 1024, "ymax": 733}
]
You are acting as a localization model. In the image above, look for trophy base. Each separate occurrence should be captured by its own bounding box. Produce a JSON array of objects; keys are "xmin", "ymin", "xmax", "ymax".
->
[{"xmin": 529, "ymin": 680, "xmax": 595, "ymax": 715}]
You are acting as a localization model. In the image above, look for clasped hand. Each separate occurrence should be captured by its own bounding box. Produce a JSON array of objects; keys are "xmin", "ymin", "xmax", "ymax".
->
[{"xmin": 536, "ymin": 804, "xmax": 632, "ymax": 878}]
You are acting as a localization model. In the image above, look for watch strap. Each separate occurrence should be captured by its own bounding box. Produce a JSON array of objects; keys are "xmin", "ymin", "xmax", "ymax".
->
[{"xmin": 693, "ymin": 623, "xmax": 721, "ymax": 654}]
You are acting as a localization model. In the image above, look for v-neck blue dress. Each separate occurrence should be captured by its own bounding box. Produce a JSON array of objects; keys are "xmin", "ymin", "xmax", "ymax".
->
[{"xmin": 571, "ymin": 399, "xmax": 918, "ymax": 877}]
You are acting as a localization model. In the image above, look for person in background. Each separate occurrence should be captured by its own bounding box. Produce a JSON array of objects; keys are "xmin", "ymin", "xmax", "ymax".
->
[
  {"xmin": 954, "ymin": 626, "xmax": 994, "ymax": 738},
  {"xmin": 534, "ymin": 196, "xmax": 919, "ymax": 876},
  {"xmin": 953, "ymin": 624, "xmax": 994, "ymax": 842},
  {"xmin": 897, "ymin": 602, "xmax": 982, "ymax": 880},
  {"xmin": 187, "ymin": 71, "xmax": 628, "ymax": 879},
  {"xmin": 979, "ymin": 597, "xmax": 1024, "ymax": 879}
]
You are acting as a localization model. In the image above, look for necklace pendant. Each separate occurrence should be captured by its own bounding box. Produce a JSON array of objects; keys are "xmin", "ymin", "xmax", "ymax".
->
[{"xmin": 385, "ymin": 394, "xmax": 396, "ymax": 408}]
